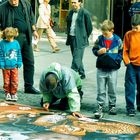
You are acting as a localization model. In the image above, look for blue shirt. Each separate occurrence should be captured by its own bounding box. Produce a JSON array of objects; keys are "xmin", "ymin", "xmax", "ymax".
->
[{"xmin": 0, "ymin": 39, "xmax": 22, "ymax": 69}]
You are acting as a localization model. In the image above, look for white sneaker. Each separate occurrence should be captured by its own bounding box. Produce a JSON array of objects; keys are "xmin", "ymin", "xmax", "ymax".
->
[
  {"xmin": 5, "ymin": 93, "xmax": 12, "ymax": 101},
  {"xmin": 11, "ymin": 94, "xmax": 18, "ymax": 101}
]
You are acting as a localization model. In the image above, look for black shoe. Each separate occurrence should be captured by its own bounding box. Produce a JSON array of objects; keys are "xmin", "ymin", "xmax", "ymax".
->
[
  {"xmin": 127, "ymin": 110, "xmax": 136, "ymax": 117},
  {"xmin": 24, "ymin": 87, "xmax": 40, "ymax": 94},
  {"xmin": 137, "ymin": 106, "xmax": 140, "ymax": 112},
  {"xmin": 80, "ymin": 75, "xmax": 86, "ymax": 79}
]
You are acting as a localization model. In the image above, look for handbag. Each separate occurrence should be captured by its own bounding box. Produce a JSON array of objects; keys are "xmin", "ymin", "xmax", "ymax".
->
[{"xmin": 50, "ymin": 18, "xmax": 54, "ymax": 27}]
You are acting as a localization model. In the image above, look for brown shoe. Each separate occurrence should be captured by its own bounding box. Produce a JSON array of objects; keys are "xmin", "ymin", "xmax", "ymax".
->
[
  {"xmin": 33, "ymin": 45, "xmax": 40, "ymax": 52},
  {"xmin": 54, "ymin": 47, "xmax": 60, "ymax": 51},
  {"xmin": 34, "ymin": 48, "xmax": 40, "ymax": 52},
  {"xmin": 52, "ymin": 47, "xmax": 60, "ymax": 53}
]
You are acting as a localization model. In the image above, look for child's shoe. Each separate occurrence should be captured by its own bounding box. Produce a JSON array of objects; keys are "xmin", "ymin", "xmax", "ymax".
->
[
  {"xmin": 11, "ymin": 94, "xmax": 18, "ymax": 102},
  {"xmin": 127, "ymin": 110, "xmax": 136, "ymax": 117},
  {"xmin": 94, "ymin": 104, "xmax": 103, "ymax": 119},
  {"xmin": 5, "ymin": 93, "xmax": 12, "ymax": 101},
  {"xmin": 109, "ymin": 106, "xmax": 117, "ymax": 115}
]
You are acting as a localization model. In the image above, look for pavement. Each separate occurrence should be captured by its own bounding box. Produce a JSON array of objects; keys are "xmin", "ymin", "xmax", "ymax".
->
[{"xmin": 0, "ymin": 31, "xmax": 140, "ymax": 126}]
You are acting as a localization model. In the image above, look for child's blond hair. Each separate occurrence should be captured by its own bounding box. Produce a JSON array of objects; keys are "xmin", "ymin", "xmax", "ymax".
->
[
  {"xmin": 101, "ymin": 20, "xmax": 114, "ymax": 32},
  {"xmin": 2, "ymin": 27, "xmax": 18, "ymax": 39}
]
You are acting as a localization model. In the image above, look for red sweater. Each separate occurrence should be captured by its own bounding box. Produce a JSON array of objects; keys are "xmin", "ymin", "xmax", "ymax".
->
[{"xmin": 123, "ymin": 30, "xmax": 140, "ymax": 66}]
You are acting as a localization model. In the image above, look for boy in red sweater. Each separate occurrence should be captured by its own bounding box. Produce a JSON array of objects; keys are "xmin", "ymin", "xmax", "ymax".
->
[{"xmin": 123, "ymin": 14, "xmax": 140, "ymax": 117}]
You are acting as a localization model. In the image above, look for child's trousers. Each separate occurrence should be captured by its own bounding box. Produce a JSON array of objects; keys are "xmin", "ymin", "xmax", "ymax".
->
[
  {"xmin": 96, "ymin": 69, "xmax": 118, "ymax": 107},
  {"xmin": 2, "ymin": 68, "xmax": 18, "ymax": 94}
]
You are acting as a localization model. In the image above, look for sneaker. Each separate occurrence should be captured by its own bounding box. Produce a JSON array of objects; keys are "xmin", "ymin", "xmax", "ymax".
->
[
  {"xmin": 109, "ymin": 106, "xmax": 117, "ymax": 115},
  {"xmin": 5, "ymin": 93, "xmax": 12, "ymax": 101},
  {"xmin": 94, "ymin": 105, "xmax": 103, "ymax": 119},
  {"xmin": 127, "ymin": 110, "xmax": 136, "ymax": 117},
  {"xmin": 11, "ymin": 94, "xmax": 18, "ymax": 102}
]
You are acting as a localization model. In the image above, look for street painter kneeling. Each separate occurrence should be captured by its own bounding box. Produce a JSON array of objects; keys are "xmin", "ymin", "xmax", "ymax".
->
[{"xmin": 39, "ymin": 62, "xmax": 83, "ymax": 118}]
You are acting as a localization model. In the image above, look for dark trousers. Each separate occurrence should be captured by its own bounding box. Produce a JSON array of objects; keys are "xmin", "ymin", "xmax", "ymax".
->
[
  {"xmin": 125, "ymin": 64, "xmax": 140, "ymax": 112},
  {"xmin": 69, "ymin": 36, "xmax": 85, "ymax": 76},
  {"xmin": 16, "ymin": 33, "xmax": 34, "ymax": 89}
]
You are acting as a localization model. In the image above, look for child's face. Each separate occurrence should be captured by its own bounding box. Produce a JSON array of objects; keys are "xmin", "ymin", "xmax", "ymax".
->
[
  {"xmin": 102, "ymin": 30, "xmax": 113, "ymax": 38},
  {"xmin": 132, "ymin": 25, "xmax": 140, "ymax": 32},
  {"xmin": 6, "ymin": 36, "xmax": 14, "ymax": 42}
]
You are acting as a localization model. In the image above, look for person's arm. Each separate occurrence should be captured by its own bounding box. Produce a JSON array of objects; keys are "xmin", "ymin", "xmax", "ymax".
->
[
  {"xmin": 39, "ymin": 73, "xmax": 53, "ymax": 110},
  {"xmin": 32, "ymin": 25, "xmax": 39, "ymax": 40},
  {"xmin": 41, "ymin": 92, "xmax": 53, "ymax": 111},
  {"xmin": 67, "ymin": 88, "xmax": 83, "ymax": 118},
  {"xmin": 123, "ymin": 32, "xmax": 131, "ymax": 65},
  {"xmin": 26, "ymin": 1, "xmax": 39, "ymax": 40},
  {"xmin": 84, "ymin": 10, "xmax": 93, "ymax": 37},
  {"xmin": 115, "ymin": 38, "xmax": 123, "ymax": 64},
  {"xmin": 16, "ymin": 41, "xmax": 22, "ymax": 68},
  {"xmin": 92, "ymin": 37, "xmax": 103, "ymax": 56},
  {"xmin": 0, "ymin": 41, "xmax": 5, "ymax": 69}
]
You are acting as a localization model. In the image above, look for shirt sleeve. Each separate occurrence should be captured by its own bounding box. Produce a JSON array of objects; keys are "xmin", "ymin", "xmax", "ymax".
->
[
  {"xmin": 67, "ymin": 87, "xmax": 80, "ymax": 112},
  {"xmin": 17, "ymin": 42, "xmax": 22, "ymax": 68},
  {"xmin": 42, "ymin": 92, "xmax": 53, "ymax": 104},
  {"xmin": 123, "ymin": 33, "xmax": 130, "ymax": 65}
]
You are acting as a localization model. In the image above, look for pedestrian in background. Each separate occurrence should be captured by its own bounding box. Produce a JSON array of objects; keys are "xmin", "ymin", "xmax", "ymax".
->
[
  {"xmin": 66, "ymin": 0, "xmax": 93, "ymax": 79},
  {"xmin": 0, "ymin": 0, "xmax": 40, "ymax": 94},
  {"xmin": 92, "ymin": 20, "xmax": 123, "ymax": 119},
  {"xmin": 0, "ymin": 27, "xmax": 22, "ymax": 101},
  {"xmin": 33, "ymin": 0, "xmax": 60, "ymax": 53},
  {"xmin": 129, "ymin": 0, "xmax": 140, "ymax": 17},
  {"xmin": 123, "ymin": 14, "xmax": 140, "ymax": 117},
  {"xmin": 39, "ymin": 62, "xmax": 83, "ymax": 118}
]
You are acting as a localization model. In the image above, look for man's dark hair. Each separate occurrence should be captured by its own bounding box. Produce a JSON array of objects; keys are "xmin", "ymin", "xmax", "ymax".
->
[
  {"xmin": 79, "ymin": 0, "xmax": 83, "ymax": 2},
  {"xmin": 131, "ymin": 14, "xmax": 140, "ymax": 26},
  {"xmin": 45, "ymin": 73, "xmax": 58, "ymax": 91}
]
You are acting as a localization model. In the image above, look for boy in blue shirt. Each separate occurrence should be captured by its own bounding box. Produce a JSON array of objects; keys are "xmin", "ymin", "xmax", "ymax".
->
[{"xmin": 92, "ymin": 20, "xmax": 123, "ymax": 118}]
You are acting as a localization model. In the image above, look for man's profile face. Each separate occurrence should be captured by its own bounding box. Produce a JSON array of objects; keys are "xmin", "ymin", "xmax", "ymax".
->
[{"xmin": 9, "ymin": 0, "xmax": 19, "ymax": 7}]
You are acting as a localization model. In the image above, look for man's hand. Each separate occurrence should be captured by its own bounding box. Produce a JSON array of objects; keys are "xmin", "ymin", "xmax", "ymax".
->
[
  {"xmin": 72, "ymin": 112, "xmax": 83, "ymax": 118},
  {"xmin": 43, "ymin": 103, "xmax": 50, "ymax": 111},
  {"xmin": 33, "ymin": 30, "xmax": 39, "ymax": 40}
]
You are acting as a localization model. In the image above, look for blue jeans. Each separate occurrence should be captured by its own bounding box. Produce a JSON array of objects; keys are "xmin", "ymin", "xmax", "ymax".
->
[{"xmin": 125, "ymin": 64, "xmax": 140, "ymax": 112}]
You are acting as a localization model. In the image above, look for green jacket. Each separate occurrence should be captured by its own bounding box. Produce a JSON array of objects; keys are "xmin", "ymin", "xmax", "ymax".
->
[{"xmin": 39, "ymin": 63, "xmax": 82, "ymax": 112}]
